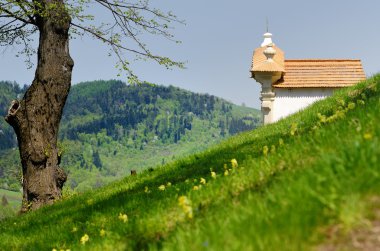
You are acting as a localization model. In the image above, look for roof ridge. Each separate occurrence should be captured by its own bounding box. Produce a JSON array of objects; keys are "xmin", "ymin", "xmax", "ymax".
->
[{"xmin": 285, "ymin": 59, "xmax": 362, "ymax": 62}]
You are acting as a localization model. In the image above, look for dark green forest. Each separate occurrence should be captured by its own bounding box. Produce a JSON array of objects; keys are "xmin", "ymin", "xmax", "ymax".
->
[
  {"xmin": 0, "ymin": 81, "xmax": 27, "ymax": 150},
  {"xmin": 0, "ymin": 80, "xmax": 260, "ymax": 192},
  {"xmin": 61, "ymin": 80, "xmax": 259, "ymax": 144}
]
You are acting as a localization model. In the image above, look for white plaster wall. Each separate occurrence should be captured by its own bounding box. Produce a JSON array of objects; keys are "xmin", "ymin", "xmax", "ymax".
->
[{"xmin": 272, "ymin": 88, "xmax": 334, "ymax": 122}]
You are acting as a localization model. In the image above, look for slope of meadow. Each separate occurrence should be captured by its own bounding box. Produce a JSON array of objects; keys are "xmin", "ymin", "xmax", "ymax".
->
[{"xmin": 0, "ymin": 75, "xmax": 379, "ymax": 250}]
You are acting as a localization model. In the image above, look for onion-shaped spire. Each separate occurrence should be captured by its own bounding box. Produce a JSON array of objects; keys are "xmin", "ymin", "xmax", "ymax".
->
[{"xmin": 261, "ymin": 32, "xmax": 274, "ymax": 47}]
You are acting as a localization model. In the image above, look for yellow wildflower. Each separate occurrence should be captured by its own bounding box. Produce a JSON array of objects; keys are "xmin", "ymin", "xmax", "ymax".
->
[
  {"xmin": 80, "ymin": 234, "xmax": 89, "ymax": 245},
  {"xmin": 223, "ymin": 164, "xmax": 228, "ymax": 170},
  {"xmin": 100, "ymin": 229, "xmax": 106, "ymax": 237},
  {"xmin": 200, "ymin": 178, "xmax": 206, "ymax": 184},
  {"xmin": 167, "ymin": 182, "xmax": 172, "ymax": 187},
  {"xmin": 270, "ymin": 145, "xmax": 276, "ymax": 154},
  {"xmin": 144, "ymin": 186, "xmax": 149, "ymax": 193},
  {"xmin": 364, "ymin": 133, "xmax": 373, "ymax": 140},
  {"xmin": 193, "ymin": 185, "xmax": 199, "ymax": 191},
  {"xmin": 52, "ymin": 249, "xmax": 57, "ymax": 251},
  {"xmin": 224, "ymin": 170, "xmax": 229, "ymax": 176},
  {"xmin": 178, "ymin": 196, "xmax": 188, "ymax": 206},
  {"xmin": 290, "ymin": 123, "xmax": 298, "ymax": 135},
  {"xmin": 211, "ymin": 171, "xmax": 216, "ymax": 179},
  {"xmin": 184, "ymin": 207, "xmax": 193, "ymax": 219},
  {"xmin": 158, "ymin": 185, "xmax": 165, "ymax": 191},
  {"xmin": 347, "ymin": 102, "xmax": 356, "ymax": 110},
  {"xmin": 178, "ymin": 196, "xmax": 193, "ymax": 219},
  {"xmin": 279, "ymin": 138, "xmax": 284, "ymax": 146},
  {"xmin": 118, "ymin": 213, "xmax": 128, "ymax": 223},
  {"xmin": 263, "ymin": 145, "xmax": 269, "ymax": 156},
  {"xmin": 230, "ymin": 159, "xmax": 238, "ymax": 168},
  {"xmin": 72, "ymin": 227, "xmax": 78, "ymax": 232}
]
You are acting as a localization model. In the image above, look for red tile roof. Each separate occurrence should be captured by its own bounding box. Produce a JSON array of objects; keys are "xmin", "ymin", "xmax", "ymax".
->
[{"xmin": 273, "ymin": 59, "xmax": 366, "ymax": 88}]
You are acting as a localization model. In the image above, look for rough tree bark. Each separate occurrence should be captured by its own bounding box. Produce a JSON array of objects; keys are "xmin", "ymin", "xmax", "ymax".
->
[{"xmin": 4, "ymin": 1, "xmax": 73, "ymax": 212}]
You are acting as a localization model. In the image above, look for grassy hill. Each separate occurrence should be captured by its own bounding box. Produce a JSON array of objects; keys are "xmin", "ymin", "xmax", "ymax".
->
[
  {"xmin": 0, "ymin": 80, "xmax": 260, "ymax": 196},
  {"xmin": 0, "ymin": 74, "xmax": 379, "ymax": 250}
]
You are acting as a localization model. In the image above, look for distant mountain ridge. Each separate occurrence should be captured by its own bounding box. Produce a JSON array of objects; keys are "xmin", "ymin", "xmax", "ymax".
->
[{"xmin": 0, "ymin": 80, "xmax": 261, "ymax": 192}]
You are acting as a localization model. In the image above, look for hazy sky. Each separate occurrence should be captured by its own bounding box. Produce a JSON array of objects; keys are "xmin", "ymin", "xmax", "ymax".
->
[{"xmin": 1, "ymin": 0, "xmax": 379, "ymax": 109}]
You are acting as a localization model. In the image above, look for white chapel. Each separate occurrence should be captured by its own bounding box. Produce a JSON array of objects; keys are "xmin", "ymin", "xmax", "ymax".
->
[{"xmin": 250, "ymin": 32, "xmax": 366, "ymax": 124}]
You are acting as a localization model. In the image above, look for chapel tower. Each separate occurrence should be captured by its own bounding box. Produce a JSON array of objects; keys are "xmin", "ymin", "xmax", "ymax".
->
[{"xmin": 250, "ymin": 32, "xmax": 365, "ymax": 125}]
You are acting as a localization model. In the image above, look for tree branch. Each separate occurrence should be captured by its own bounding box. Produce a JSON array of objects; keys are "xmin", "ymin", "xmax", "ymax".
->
[
  {"xmin": 0, "ymin": 18, "xmax": 27, "ymax": 32},
  {"xmin": 94, "ymin": 0, "xmax": 183, "ymax": 23},
  {"xmin": 0, "ymin": 5, "xmax": 33, "ymax": 24},
  {"xmin": 15, "ymin": 0, "xmax": 36, "ymax": 24},
  {"xmin": 70, "ymin": 22, "xmax": 161, "ymax": 61},
  {"xmin": 5, "ymin": 100, "xmax": 21, "ymax": 127},
  {"xmin": 0, "ymin": 17, "xmax": 17, "ymax": 29}
]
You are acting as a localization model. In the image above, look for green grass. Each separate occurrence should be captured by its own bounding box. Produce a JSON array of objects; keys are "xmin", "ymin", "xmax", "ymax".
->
[{"xmin": 0, "ymin": 74, "xmax": 379, "ymax": 250}]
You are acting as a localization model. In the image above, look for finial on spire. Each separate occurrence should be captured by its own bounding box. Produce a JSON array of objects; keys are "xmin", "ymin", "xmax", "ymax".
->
[
  {"xmin": 266, "ymin": 17, "xmax": 269, "ymax": 33},
  {"xmin": 261, "ymin": 32, "xmax": 274, "ymax": 47}
]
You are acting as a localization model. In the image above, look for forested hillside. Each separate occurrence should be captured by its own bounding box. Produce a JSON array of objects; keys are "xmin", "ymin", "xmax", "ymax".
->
[
  {"xmin": 61, "ymin": 80, "xmax": 259, "ymax": 145},
  {"xmin": 0, "ymin": 81, "xmax": 27, "ymax": 150},
  {"xmin": 0, "ymin": 80, "xmax": 260, "ymax": 194}
]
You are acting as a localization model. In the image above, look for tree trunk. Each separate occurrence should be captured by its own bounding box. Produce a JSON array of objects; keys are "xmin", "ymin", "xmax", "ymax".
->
[{"xmin": 5, "ymin": 2, "xmax": 74, "ymax": 212}]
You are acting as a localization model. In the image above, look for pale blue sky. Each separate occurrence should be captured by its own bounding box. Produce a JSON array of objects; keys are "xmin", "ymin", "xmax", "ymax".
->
[{"xmin": 1, "ymin": 0, "xmax": 379, "ymax": 108}]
